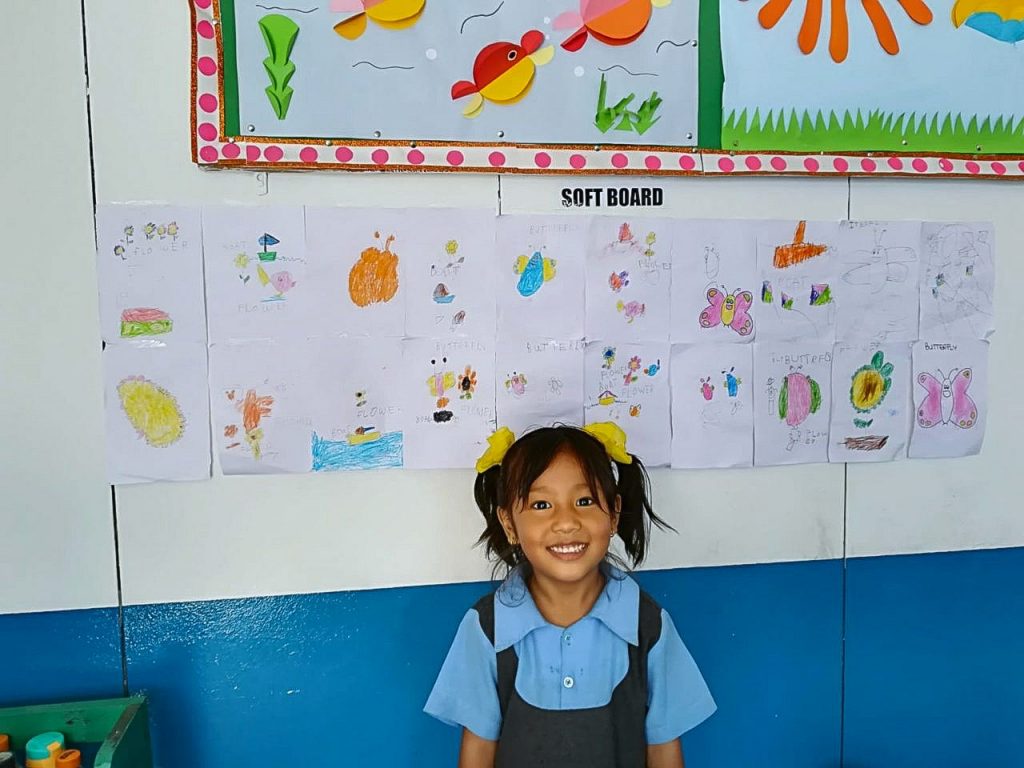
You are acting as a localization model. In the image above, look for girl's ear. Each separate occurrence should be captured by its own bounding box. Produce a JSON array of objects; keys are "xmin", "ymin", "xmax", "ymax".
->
[
  {"xmin": 498, "ymin": 507, "xmax": 518, "ymax": 545},
  {"xmin": 611, "ymin": 494, "xmax": 622, "ymax": 536}
]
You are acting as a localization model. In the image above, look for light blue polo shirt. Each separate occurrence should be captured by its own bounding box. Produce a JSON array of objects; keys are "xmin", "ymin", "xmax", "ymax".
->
[{"xmin": 425, "ymin": 566, "xmax": 716, "ymax": 744}]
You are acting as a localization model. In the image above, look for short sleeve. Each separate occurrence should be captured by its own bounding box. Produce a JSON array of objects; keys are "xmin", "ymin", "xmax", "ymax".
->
[
  {"xmin": 646, "ymin": 609, "xmax": 717, "ymax": 745},
  {"xmin": 424, "ymin": 608, "xmax": 501, "ymax": 741}
]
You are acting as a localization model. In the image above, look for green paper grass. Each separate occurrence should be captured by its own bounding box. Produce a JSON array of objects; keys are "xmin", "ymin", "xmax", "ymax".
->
[
  {"xmin": 723, "ymin": 109, "xmax": 1024, "ymax": 154},
  {"xmin": 259, "ymin": 14, "xmax": 299, "ymax": 120}
]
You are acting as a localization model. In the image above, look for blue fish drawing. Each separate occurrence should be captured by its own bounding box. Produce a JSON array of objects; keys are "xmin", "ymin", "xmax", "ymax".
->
[{"xmin": 514, "ymin": 251, "xmax": 557, "ymax": 297}]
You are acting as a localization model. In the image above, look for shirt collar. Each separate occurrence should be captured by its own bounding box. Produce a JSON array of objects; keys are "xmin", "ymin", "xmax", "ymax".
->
[{"xmin": 493, "ymin": 564, "xmax": 640, "ymax": 651}]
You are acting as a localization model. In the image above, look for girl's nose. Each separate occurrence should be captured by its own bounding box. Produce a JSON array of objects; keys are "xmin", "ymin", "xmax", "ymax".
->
[{"xmin": 551, "ymin": 504, "xmax": 582, "ymax": 533}]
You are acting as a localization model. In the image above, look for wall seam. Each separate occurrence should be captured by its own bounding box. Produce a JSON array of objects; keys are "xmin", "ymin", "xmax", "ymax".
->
[
  {"xmin": 840, "ymin": 176, "xmax": 852, "ymax": 766},
  {"xmin": 79, "ymin": 0, "xmax": 129, "ymax": 697}
]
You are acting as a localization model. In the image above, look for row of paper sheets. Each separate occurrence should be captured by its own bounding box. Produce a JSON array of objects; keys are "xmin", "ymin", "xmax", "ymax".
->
[
  {"xmin": 95, "ymin": 206, "xmax": 996, "ymax": 348},
  {"xmin": 101, "ymin": 336, "xmax": 989, "ymax": 483}
]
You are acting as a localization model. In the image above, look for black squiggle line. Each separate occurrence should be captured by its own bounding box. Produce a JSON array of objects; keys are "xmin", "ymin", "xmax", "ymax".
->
[
  {"xmin": 460, "ymin": 1, "xmax": 504, "ymax": 34},
  {"xmin": 598, "ymin": 65, "xmax": 657, "ymax": 77},
  {"xmin": 656, "ymin": 38, "xmax": 694, "ymax": 53},
  {"xmin": 352, "ymin": 61, "xmax": 415, "ymax": 71},
  {"xmin": 256, "ymin": 4, "xmax": 319, "ymax": 12}
]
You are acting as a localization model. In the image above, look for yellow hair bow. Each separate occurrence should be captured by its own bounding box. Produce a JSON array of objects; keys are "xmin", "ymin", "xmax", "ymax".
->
[
  {"xmin": 474, "ymin": 422, "xmax": 632, "ymax": 474},
  {"xmin": 583, "ymin": 422, "xmax": 633, "ymax": 465},
  {"xmin": 475, "ymin": 426, "xmax": 516, "ymax": 474}
]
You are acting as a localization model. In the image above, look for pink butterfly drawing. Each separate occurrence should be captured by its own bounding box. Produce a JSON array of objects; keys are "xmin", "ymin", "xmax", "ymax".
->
[
  {"xmin": 916, "ymin": 368, "xmax": 977, "ymax": 429},
  {"xmin": 699, "ymin": 287, "xmax": 754, "ymax": 337}
]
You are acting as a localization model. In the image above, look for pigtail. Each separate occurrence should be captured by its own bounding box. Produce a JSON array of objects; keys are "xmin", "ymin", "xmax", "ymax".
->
[
  {"xmin": 614, "ymin": 454, "xmax": 673, "ymax": 567},
  {"xmin": 474, "ymin": 465, "xmax": 522, "ymax": 573}
]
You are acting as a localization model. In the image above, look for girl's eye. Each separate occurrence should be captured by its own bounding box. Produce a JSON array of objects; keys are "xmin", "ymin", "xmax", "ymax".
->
[
  {"xmin": 530, "ymin": 500, "xmax": 551, "ymax": 510},
  {"xmin": 577, "ymin": 497, "xmax": 595, "ymax": 507}
]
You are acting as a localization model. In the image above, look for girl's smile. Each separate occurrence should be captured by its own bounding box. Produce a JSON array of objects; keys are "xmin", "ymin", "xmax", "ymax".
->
[{"xmin": 547, "ymin": 541, "xmax": 589, "ymax": 560}]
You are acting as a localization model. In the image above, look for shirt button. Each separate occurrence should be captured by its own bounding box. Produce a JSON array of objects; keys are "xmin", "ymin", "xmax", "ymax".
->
[
  {"xmin": 563, "ymin": 676, "xmax": 575, "ymax": 689},
  {"xmin": 562, "ymin": 632, "xmax": 572, "ymax": 645}
]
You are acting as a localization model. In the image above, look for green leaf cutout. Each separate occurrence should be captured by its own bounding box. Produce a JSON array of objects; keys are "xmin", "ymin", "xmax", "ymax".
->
[{"xmin": 259, "ymin": 14, "xmax": 300, "ymax": 120}]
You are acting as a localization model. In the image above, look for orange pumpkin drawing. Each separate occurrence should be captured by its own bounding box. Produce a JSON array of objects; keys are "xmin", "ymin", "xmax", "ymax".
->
[{"xmin": 349, "ymin": 231, "xmax": 400, "ymax": 307}]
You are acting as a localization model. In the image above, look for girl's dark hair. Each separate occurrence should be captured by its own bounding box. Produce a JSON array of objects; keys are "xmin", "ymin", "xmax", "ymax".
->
[{"xmin": 474, "ymin": 425, "xmax": 672, "ymax": 576}]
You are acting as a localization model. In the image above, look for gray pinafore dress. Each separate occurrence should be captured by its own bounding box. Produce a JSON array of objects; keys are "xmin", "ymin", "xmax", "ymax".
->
[{"xmin": 472, "ymin": 588, "xmax": 663, "ymax": 768}]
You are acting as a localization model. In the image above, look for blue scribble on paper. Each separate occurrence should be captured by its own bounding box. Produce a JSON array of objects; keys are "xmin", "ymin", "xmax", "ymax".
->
[{"xmin": 311, "ymin": 431, "xmax": 403, "ymax": 471}]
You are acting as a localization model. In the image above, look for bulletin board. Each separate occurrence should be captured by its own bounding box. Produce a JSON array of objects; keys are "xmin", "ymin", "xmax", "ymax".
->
[{"xmin": 192, "ymin": 0, "xmax": 1024, "ymax": 178}]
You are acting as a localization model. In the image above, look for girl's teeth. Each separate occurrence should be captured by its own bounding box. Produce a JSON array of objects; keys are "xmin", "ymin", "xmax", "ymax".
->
[{"xmin": 550, "ymin": 544, "xmax": 586, "ymax": 554}]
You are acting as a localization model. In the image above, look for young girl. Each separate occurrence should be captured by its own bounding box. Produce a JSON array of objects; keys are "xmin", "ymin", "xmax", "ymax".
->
[{"xmin": 425, "ymin": 423, "xmax": 715, "ymax": 768}]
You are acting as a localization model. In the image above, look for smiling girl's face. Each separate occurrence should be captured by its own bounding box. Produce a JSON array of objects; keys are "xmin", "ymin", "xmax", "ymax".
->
[{"xmin": 499, "ymin": 450, "xmax": 620, "ymax": 588}]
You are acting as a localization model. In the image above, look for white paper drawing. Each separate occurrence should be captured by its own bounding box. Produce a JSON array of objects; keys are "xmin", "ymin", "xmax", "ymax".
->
[
  {"xmin": 403, "ymin": 209, "xmax": 497, "ymax": 339},
  {"xmin": 753, "ymin": 343, "xmax": 833, "ymax": 466},
  {"xmin": 919, "ymin": 222, "xmax": 995, "ymax": 339},
  {"xmin": 585, "ymin": 217, "xmax": 672, "ymax": 342},
  {"xmin": 584, "ymin": 341, "xmax": 671, "ymax": 466},
  {"xmin": 308, "ymin": 337, "xmax": 405, "ymax": 472},
  {"xmin": 495, "ymin": 338, "xmax": 585, "ymax": 434},
  {"xmin": 756, "ymin": 220, "xmax": 840, "ymax": 343},
  {"xmin": 670, "ymin": 344, "xmax": 754, "ymax": 469},
  {"xmin": 209, "ymin": 340, "xmax": 316, "ymax": 474},
  {"xmin": 305, "ymin": 207, "xmax": 406, "ymax": 338},
  {"xmin": 496, "ymin": 215, "xmax": 586, "ymax": 339},
  {"xmin": 203, "ymin": 206, "xmax": 310, "ymax": 343},
  {"xmin": 95, "ymin": 205, "xmax": 206, "ymax": 344},
  {"xmin": 401, "ymin": 337, "xmax": 497, "ymax": 469},
  {"xmin": 828, "ymin": 341, "xmax": 912, "ymax": 463},
  {"xmin": 909, "ymin": 339, "xmax": 989, "ymax": 458},
  {"xmin": 835, "ymin": 221, "xmax": 921, "ymax": 343},
  {"xmin": 103, "ymin": 342, "xmax": 211, "ymax": 484},
  {"xmin": 671, "ymin": 219, "xmax": 759, "ymax": 344}
]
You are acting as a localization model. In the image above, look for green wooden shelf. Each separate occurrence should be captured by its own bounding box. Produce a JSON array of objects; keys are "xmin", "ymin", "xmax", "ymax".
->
[{"xmin": 0, "ymin": 696, "xmax": 151, "ymax": 768}]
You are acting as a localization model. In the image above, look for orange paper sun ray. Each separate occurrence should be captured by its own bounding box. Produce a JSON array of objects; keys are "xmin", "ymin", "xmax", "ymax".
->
[{"xmin": 758, "ymin": 0, "xmax": 933, "ymax": 61}]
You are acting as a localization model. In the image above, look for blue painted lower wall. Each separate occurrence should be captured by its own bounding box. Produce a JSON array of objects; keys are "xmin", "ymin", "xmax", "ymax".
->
[{"xmin": 1, "ymin": 548, "xmax": 1021, "ymax": 767}]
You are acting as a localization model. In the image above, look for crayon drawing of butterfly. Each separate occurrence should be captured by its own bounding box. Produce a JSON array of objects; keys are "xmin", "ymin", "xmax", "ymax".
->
[
  {"xmin": 916, "ymin": 368, "xmax": 977, "ymax": 429},
  {"xmin": 699, "ymin": 287, "xmax": 754, "ymax": 337}
]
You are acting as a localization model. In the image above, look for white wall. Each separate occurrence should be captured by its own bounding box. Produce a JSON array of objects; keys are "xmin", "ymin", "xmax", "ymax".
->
[
  {"xmin": 0, "ymin": 1, "xmax": 118, "ymax": 614},
  {"xmin": 2, "ymin": 1, "xmax": 1020, "ymax": 614}
]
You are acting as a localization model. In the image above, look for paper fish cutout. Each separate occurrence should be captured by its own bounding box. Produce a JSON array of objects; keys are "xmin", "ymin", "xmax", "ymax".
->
[
  {"xmin": 331, "ymin": 0, "xmax": 426, "ymax": 40},
  {"xmin": 699, "ymin": 287, "xmax": 754, "ymax": 336},
  {"xmin": 952, "ymin": 0, "xmax": 1024, "ymax": 41},
  {"xmin": 451, "ymin": 30, "xmax": 554, "ymax": 118},
  {"xmin": 917, "ymin": 368, "xmax": 977, "ymax": 428},
  {"xmin": 514, "ymin": 251, "xmax": 557, "ymax": 297},
  {"xmin": 554, "ymin": 0, "xmax": 672, "ymax": 52}
]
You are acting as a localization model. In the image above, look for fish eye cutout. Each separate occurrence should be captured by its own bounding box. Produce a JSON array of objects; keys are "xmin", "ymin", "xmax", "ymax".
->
[{"xmin": 507, "ymin": 50, "xmax": 517, "ymax": 61}]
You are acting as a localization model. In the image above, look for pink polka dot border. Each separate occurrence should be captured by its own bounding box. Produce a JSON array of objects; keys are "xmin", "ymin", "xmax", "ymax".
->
[{"xmin": 197, "ymin": 57, "xmax": 217, "ymax": 76}]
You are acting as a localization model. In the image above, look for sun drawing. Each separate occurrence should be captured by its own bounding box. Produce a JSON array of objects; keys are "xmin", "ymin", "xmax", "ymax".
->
[{"xmin": 757, "ymin": 0, "xmax": 933, "ymax": 62}]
